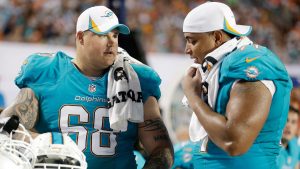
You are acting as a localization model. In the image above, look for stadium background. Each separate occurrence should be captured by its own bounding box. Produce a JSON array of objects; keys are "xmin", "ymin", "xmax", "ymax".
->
[{"xmin": 0, "ymin": 0, "xmax": 299, "ymax": 143}]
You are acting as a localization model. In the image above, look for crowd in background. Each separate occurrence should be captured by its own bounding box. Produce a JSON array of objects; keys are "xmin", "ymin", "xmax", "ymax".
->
[{"xmin": 0, "ymin": 0, "xmax": 299, "ymax": 64}]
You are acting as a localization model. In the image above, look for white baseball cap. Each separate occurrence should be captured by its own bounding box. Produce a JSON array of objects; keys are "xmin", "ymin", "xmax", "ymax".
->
[
  {"xmin": 76, "ymin": 6, "xmax": 130, "ymax": 35},
  {"xmin": 183, "ymin": 2, "xmax": 252, "ymax": 36}
]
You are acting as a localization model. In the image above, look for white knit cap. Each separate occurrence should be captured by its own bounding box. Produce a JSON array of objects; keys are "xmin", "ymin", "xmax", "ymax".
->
[
  {"xmin": 183, "ymin": 2, "xmax": 252, "ymax": 36},
  {"xmin": 76, "ymin": 6, "xmax": 130, "ymax": 35}
]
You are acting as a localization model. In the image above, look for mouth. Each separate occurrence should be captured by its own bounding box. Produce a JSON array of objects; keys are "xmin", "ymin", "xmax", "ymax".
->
[
  {"xmin": 104, "ymin": 51, "xmax": 114, "ymax": 55},
  {"xmin": 283, "ymin": 130, "xmax": 290, "ymax": 135}
]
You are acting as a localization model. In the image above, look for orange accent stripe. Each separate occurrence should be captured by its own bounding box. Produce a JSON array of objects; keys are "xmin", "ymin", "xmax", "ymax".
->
[{"xmin": 90, "ymin": 18, "xmax": 101, "ymax": 32}]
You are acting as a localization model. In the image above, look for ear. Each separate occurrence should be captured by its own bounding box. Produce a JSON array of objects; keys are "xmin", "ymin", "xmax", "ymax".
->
[
  {"xmin": 76, "ymin": 31, "xmax": 84, "ymax": 45},
  {"xmin": 213, "ymin": 31, "xmax": 223, "ymax": 46}
]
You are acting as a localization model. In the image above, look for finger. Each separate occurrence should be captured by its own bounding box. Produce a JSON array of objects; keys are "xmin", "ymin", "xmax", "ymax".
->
[
  {"xmin": 194, "ymin": 68, "xmax": 202, "ymax": 82},
  {"xmin": 186, "ymin": 67, "xmax": 197, "ymax": 76},
  {"xmin": 195, "ymin": 68, "xmax": 201, "ymax": 78}
]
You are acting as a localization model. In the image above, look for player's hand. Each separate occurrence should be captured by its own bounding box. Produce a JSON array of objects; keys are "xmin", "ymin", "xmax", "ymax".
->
[{"xmin": 181, "ymin": 67, "xmax": 202, "ymax": 99}]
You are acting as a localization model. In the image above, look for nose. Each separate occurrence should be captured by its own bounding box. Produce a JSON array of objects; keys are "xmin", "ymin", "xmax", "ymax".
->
[
  {"xmin": 107, "ymin": 33, "xmax": 116, "ymax": 47},
  {"xmin": 185, "ymin": 44, "xmax": 191, "ymax": 55},
  {"xmin": 107, "ymin": 36, "xmax": 114, "ymax": 47}
]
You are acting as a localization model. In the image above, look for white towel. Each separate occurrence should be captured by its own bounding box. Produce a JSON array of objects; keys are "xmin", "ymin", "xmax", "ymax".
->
[
  {"xmin": 107, "ymin": 47, "xmax": 144, "ymax": 131},
  {"xmin": 182, "ymin": 37, "xmax": 253, "ymax": 151}
]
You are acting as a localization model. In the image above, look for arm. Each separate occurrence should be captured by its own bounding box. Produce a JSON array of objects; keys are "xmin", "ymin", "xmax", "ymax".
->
[
  {"xmin": 182, "ymin": 68, "xmax": 272, "ymax": 156},
  {"xmin": 138, "ymin": 96, "xmax": 174, "ymax": 169},
  {"xmin": 0, "ymin": 88, "xmax": 38, "ymax": 129}
]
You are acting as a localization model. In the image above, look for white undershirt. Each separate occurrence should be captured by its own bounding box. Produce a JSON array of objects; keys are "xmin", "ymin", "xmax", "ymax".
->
[{"xmin": 232, "ymin": 80, "xmax": 275, "ymax": 97}]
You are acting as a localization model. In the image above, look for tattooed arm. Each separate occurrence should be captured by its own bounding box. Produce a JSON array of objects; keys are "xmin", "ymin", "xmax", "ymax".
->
[
  {"xmin": 138, "ymin": 96, "xmax": 174, "ymax": 169},
  {"xmin": 0, "ymin": 88, "xmax": 38, "ymax": 129}
]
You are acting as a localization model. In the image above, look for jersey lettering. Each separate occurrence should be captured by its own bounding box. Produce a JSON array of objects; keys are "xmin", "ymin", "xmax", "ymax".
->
[{"xmin": 59, "ymin": 105, "xmax": 117, "ymax": 156}]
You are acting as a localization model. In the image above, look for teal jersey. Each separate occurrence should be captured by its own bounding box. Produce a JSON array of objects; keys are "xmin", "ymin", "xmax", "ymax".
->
[
  {"xmin": 193, "ymin": 44, "xmax": 292, "ymax": 169},
  {"xmin": 172, "ymin": 141, "xmax": 195, "ymax": 169},
  {"xmin": 297, "ymin": 137, "xmax": 300, "ymax": 166},
  {"xmin": 15, "ymin": 51, "xmax": 161, "ymax": 169},
  {"xmin": 277, "ymin": 138, "xmax": 299, "ymax": 169}
]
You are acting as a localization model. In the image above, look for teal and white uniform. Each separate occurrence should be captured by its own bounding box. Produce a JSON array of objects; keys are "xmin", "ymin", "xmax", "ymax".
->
[
  {"xmin": 134, "ymin": 151, "xmax": 145, "ymax": 169},
  {"xmin": 277, "ymin": 137, "xmax": 299, "ymax": 169},
  {"xmin": 15, "ymin": 51, "xmax": 161, "ymax": 169},
  {"xmin": 172, "ymin": 141, "xmax": 195, "ymax": 169},
  {"xmin": 193, "ymin": 44, "xmax": 292, "ymax": 169},
  {"xmin": 297, "ymin": 137, "xmax": 300, "ymax": 167}
]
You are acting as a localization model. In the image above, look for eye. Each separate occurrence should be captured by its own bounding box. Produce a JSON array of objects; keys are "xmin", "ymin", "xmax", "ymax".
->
[
  {"xmin": 187, "ymin": 39, "xmax": 197, "ymax": 45},
  {"xmin": 191, "ymin": 40, "xmax": 197, "ymax": 45},
  {"xmin": 185, "ymin": 36, "xmax": 197, "ymax": 46},
  {"xmin": 97, "ymin": 34, "xmax": 107, "ymax": 38},
  {"xmin": 113, "ymin": 33, "xmax": 119, "ymax": 39}
]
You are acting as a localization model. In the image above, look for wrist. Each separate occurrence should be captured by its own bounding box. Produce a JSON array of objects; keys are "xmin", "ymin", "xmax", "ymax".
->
[{"xmin": 187, "ymin": 94, "xmax": 202, "ymax": 108}]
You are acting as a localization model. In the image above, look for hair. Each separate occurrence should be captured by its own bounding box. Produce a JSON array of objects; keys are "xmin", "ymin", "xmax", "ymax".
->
[
  {"xmin": 208, "ymin": 30, "xmax": 236, "ymax": 46},
  {"xmin": 223, "ymin": 31, "xmax": 237, "ymax": 39},
  {"xmin": 289, "ymin": 106, "xmax": 300, "ymax": 115}
]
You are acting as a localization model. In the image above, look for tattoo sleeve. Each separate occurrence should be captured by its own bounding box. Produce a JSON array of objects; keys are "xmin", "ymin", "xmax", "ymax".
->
[
  {"xmin": 1, "ymin": 88, "xmax": 38, "ymax": 129},
  {"xmin": 139, "ymin": 118, "xmax": 174, "ymax": 169}
]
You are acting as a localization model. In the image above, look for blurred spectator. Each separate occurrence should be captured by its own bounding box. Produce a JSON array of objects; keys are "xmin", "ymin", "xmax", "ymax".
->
[
  {"xmin": 0, "ymin": 0, "xmax": 299, "ymax": 63},
  {"xmin": 291, "ymin": 76, "xmax": 300, "ymax": 111},
  {"xmin": 287, "ymin": 22, "xmax": 300, "ymax": 63},
  {"xmin": 278, "ymin": 106, "xmax": 299, "ymax": 169}
]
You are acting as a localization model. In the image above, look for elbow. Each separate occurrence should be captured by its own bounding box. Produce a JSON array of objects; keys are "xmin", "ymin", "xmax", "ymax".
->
[
  {"xmin": 146, "ymin": 147, "xmax": 174, "ymax": 168},
  {"xmin": 223, "ymin": 141, "xmax": 250, "ymax": 156}
]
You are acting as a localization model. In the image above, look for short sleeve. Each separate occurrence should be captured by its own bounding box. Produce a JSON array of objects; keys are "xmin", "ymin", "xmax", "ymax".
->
[
  {"xmin": 15, "ymin": 54, "xmax": 54, "ymax": 88},
  {"xmin": 131, "ymin": 64, "xmax": 161, "ymax": 102},
  {"xmin": 220, "ymin": 45, "xmax": 290, "ymax": 82},
  {"xmin": 15, "ymin": 52, "xmax": 69, "ymax": 89}
]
